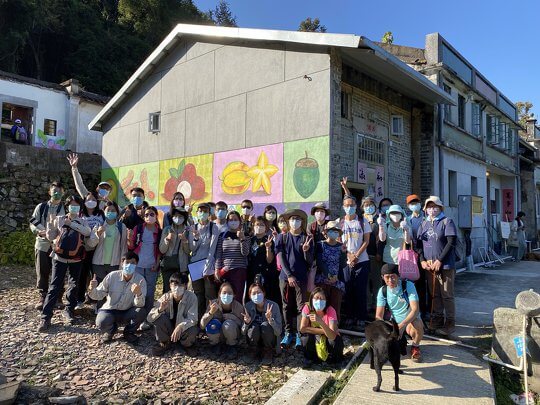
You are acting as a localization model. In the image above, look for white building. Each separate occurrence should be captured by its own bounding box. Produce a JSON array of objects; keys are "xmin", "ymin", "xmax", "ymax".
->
[{"xmin": 0, "ymin": 70, "xmax": 108, "ymax": 153}]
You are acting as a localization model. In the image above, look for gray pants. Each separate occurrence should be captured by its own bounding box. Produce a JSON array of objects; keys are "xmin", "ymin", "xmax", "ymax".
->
[
  {"xmin": 427, "ymin": 268, "xmax": 456, "ymax": 325},
  {"xmin": 246, "ymin": 322, "xmax": 275, "ymax": 348},
  {"xmin": 96, "ymin": 307, "xmax": 146, "ymax": 334},
  {"xmin": 207, "ymin": 319, "xmax": 240, "ymax": 346},
  {"xmin": 151, "ymin": 315, "xmax": 198, "ymax": 347}
]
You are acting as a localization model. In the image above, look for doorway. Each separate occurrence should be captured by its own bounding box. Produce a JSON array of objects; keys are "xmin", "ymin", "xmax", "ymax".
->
[{"xmin": 1, "ymin": 103, "xmax": 34, "ymax": 143}]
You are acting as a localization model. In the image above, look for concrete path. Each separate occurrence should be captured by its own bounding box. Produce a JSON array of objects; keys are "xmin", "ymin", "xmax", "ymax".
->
[{"xmin": 335, "ymin": 340, "xmax": 494, "ymax": 404}]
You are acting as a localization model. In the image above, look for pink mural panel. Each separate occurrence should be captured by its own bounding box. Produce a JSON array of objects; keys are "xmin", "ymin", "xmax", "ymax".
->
[{"xmin": 212, "ymin": 144, "xmax": 284, "ymax": 204}]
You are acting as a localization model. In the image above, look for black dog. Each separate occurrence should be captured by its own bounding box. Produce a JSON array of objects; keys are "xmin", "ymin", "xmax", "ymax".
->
[{"xmin": 365, "ymin": 319, "xmax": 403, "ymax": 392}]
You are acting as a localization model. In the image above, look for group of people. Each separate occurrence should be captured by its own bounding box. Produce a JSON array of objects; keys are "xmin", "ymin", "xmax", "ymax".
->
[{"xmin": 29, "ymin": 154, "xmax": 458, "ymax": 366}]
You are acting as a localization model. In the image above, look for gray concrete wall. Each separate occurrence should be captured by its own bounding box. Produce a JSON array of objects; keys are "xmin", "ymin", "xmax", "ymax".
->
[{"xmin": 101, "ymin": 39, "xmax": 331, "ymax": 169}]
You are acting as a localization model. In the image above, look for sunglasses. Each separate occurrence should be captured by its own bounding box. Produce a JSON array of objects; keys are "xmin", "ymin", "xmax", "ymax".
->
[
  {"xmin": 241, "ymin": 206, "xmax": 251, "ymax": 209},
  {"xmin": 144, "ymin": 213, "xmax": 155, "ymax": 217}
]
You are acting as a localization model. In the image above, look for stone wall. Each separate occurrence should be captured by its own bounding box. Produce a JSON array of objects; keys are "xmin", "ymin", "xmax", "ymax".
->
[{"xmin": 0, "ymin": 142, "xmax": 101, "ymax": 236}]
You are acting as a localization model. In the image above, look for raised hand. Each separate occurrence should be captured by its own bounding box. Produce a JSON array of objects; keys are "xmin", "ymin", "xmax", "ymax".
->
[
  {"xmin": 159, "ymin": 297, "xmax": 170, "ymax": 312},
  {"xmin": 265, "ymin": 304, "xmax": 273, "ymax": 322},
  {"xmin": 377, "ymin": 216, "xmax": 384, "ymax": 226},
  {"xmin": 399, "ymin": 220, "xmax": 408, "ymax": 230},
  {"xmin": 131, "ymin": 280, "xmax": 143, "ymax": 296},
  {"xmin": 209, "ymin": 300, "xmax": 219, "ymax": 315},
  {"xmin": 166, "ymin": 229, "xmax": 174, "ymax": 241},
  {"xmin": 67, "ymin": 153, "xmax": 79, "ymax": 168},
  {"xmin": 271, "ymin": 227, "xmax": 278, "ymax": 237},
  {"xmin": 340, "ymin": 176, "xmax": 348, "ymax": 187},
  {"xmin": 237, "ymin": 230, "xmax": 244, "ymax": 241},
  {"xmin": 97, "ymin": 225, "xmax": 106, "ymax": 236},
  {"xmin": 265, "ymin": 235, "xmax": 274, "ymax": 249},
  {"xmin": 89, "ymin": 274, "xmax": 98, "ymax": 290},
  {"xmin": 243, "ymin": 311, "xmax": 252, "ymax": 324},
  {"xmin": 191, "ymin": 225, "xmax": 200, "ymax": 240},
  {"xmin": 302, "ymin": 235, "xmax": 313, "ymax": 252}
]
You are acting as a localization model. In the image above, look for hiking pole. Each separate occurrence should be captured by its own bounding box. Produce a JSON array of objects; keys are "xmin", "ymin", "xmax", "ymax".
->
[{"xmin": 429, "ymin": 270, "xmax": 436, "ymax": 331}]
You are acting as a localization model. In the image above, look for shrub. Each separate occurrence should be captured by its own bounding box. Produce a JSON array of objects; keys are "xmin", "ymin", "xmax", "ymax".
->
[{"xmin": 0, "ymin": 231, "xmax": 35, "ymax": 265}]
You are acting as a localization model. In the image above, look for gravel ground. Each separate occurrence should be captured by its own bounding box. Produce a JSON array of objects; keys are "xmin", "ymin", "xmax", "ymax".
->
[{"xmin": 0, "ymin": 265, "xmax": 356, "ymax": 404}]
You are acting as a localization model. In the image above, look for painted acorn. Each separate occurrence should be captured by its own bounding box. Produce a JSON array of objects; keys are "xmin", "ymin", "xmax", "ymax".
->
[{"xmin": 293, "ymin": 151, "xmax": 319, "ymax": 199}]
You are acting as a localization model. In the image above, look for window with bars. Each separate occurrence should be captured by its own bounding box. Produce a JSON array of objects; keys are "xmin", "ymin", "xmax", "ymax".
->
[
  {"xmin": 472, "ymin": 103, "xmax": 481, "ymax": 137},
  {"xmin": 357, "ymin": 135, "xmax": 385, "ymax": 165},
  {"xmin": 499, "ymin": 121, "xmax": 509, "ymax": 150},
  {"xmin": 458, "ymin": 94, "xmax": 466, "ymax": 129},
  {"xmin": 44, "ymin": 119, "xmax": 57, "ymax": 136},
  {"xmin": 443, "ymin": 84, "xmax": 452, "ymax": 122},
  {"xmin": 487, "ymin": 115, "xmax": 500, "ymax": 145}
]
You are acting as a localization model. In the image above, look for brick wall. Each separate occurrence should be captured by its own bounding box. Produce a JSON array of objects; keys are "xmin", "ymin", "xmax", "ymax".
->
[{"xmin": 0, "ymin": 142, "xmax": 101, "ymax": 236}]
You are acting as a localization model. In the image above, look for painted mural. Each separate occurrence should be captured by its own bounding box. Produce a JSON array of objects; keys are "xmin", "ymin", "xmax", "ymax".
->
[
  {"xmin": 100, "ymin": 167, "xmax": 120, "ymax": 202},
  {"xmin": 102, "ymin": 135, "xmax": 329, "ymax": 217},
  {"xmin": 36, "ymin": 129, "xmax": 67, "ymax": 150}
]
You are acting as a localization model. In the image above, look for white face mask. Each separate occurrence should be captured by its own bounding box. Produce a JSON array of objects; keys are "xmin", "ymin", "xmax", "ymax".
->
[
  {"xmin": 408, "ymin": 203, "xmax": 421, "ymax": 213},
  {"xmin": 172, "ymin": 216, "xmax": 184, "ymax": 225},
  {"xmin": 265, "ymin": 212, "xmax": 276, "ymax": 221},
  {"xmin": 289, "ymin": 219, "xmax": 302, "ymax": 231},
  {"xmin": 228, "ymin": 220, "xmax": 240, "ymax": 230},
  {"xmin": 314, "ymin": 211, "xmax": 326, "ymax": 221},
  {"xmin": 85, "ymin": 200, "xmax": 97, "ymax": 209},
  {"xmin": 171, "ymin": 285, "xmax": 184, "ymax": 298},
  {"xmin": 254, "ymin": 226, "xmax": 265, "ymax": 235},
  {"xmin": 389, "ymin": 213, "xmax": 402, "ymax": 223},
  {"xmin": 241, "ymin": 207, "xmax": 252, "ymax": 215}
]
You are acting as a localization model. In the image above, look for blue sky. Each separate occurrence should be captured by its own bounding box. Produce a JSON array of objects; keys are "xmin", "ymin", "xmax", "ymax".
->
[{"xmin": 194, "ymin": 0, "xmax": 540, "ymax": 118}]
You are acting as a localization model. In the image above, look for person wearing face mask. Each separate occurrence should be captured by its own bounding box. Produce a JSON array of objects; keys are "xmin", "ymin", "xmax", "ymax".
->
[
  {"xmin": 207, "ymin": 202, "xmax": 217, "ymax": 221},
  {"xmin": 416, "ymin": 196, "xmax": 457, "ymax": 336},
  {"xmin": 376, "ymin": 264, "xmax": 424, "ymax": 362},
  {"xmin": 263, "ymin": 205, "xmax": 279, "ymax": 233},
  {"xmin": 242, "ymin": 283, "xmax": 282, "ymax": 365},
  {"xmin": 87, "ymin": 252, "xmax": 147, "ymax": 344},
  {"xmin": 378, "ymin": 205, "xmax": 411, "ymax": 266},
  {"xmin": 240, "ymin": 199, "xmax": 255, "ymax": 236},
  {"xmin": 247, "ymin": 217, "xmax": 279, "ymax": 306},
  {"xmin": 201, "ymin": 282, "xmax": 244, "ymax": 357},
  {"xmin": 75, "ymin": 192, "xmax": 106, "ymax": 310},
  {"xmin": 378, "ymin": 198, "xmax": 393, "ymax": 219},
  {"xmin": 275, "ymin": 209, "xmax": 314, "ymax": 349},
  {"xmin": 406, "ymin": 194, "xmax": 428, "ymax": 320},
  {"xmin": 214, "ymin": 201, "xmax": 229, "ymax": 234},
  {"xmin": 163, "ymin": 192, "xmax": 191, "ymax": 228},
  {"xmin": 314, "ymin": 220, "xmax": 346, "ymax": 320},
  {"xmin": 120, "ymin": 187, "xmax": 147, "ymax": 230},
  {"xmin": 159, "ymin": 207, "xmax": 191, "ymax": 294},
  {"xmin": 30, "ymin": 181, "xmax": 66, "ymax": 310},
  {"xmin": 308, "ymin": 203, "xmax": 330, "ymax": 243},
  {"xmin": 361, "ymin": 196, "xmax": 383, "ymax": 316},
  {"xmin": 67, "ymin": 153, "xmax": 113, "ymax": 211},
  {"xmin": 87, "ymin": 201, "xmax": 128, "ymax": 309},
  {"xmin": 128, "ymin": 206, "xmax": 162, "ymax": 330},
  {"xmin": 214, "ymin": 211, "xmax": 250, "ymax": 303},
  {"xmin": 300, "ymin": 287, "xmax": 343, "ymax": 366},
  {"xmin": 190, "ymin": 203, "xmax": 219, "ymax": 320},
  {"xmin": 38, "ymin": 195, "xmax": 91, "ymax": 332},
  {"xmin": 341, "ymin": 196, "xmax": 371, "ymax": 331},
  {"xmin": 147, "ymin": 272, "xmax": 198, "ymax": 356}
]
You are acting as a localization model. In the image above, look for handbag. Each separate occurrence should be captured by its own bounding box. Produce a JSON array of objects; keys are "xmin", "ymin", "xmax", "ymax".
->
[
  {"xmin": 507, "ymin": 231, "xmax": 519, "ymax": 248},
  {"xmin": 161, "ymin": 254, "xmax": 180, "ymax": 271},
  {"xmin": 397, "ymin": 242, "xmax": 420, "ymax": 281}
]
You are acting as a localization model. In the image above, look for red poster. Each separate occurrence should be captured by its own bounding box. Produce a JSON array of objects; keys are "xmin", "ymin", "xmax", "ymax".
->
[{"xmin": 502, "ymin": 188, "xmax": 514, "ymax": 221}]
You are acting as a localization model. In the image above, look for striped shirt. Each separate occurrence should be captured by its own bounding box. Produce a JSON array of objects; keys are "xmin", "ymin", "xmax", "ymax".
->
[{"xmin": 214, "ymin": 231, "xmax": 249, "ymax": 271}]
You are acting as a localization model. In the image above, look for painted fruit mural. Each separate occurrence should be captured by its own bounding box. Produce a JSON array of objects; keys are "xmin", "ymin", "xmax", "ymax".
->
[
  {"xmin": 293, "ymin": 151, "xmax": 319, "ymax": 199},
  {"xmin": 163, "ymin": 159, "xmax": 206, "ymax": 202},
  {"xmin": 219, "ymin": 152, "xmax": 278, "ymax": 195},
  {"xmin": 118, "ymin": 162, "xmax": 159, "ymax": 206}
]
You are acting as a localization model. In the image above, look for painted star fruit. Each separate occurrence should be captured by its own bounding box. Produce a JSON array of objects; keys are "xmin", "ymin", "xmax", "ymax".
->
[
  {"xmin": 247, "ymin": 151, "xmax": 278, "ymax": 194},
  {"xmin": 293, "ymin": 151, "xmax": 319, "ymax": 199},
  {"xmin": 220, "ymin": 161, "xmax": 251, "ymax": 195}
]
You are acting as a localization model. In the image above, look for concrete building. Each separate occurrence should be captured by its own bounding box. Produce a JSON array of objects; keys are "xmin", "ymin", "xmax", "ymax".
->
[
  {"xmin": 90, "ymin": 24, "xmax": 452, "ymax": 217},
  {"xmin": 521, "ymin": 118, "xmax": 540, "ymax": 242},
  {"xmin": 382, "ymin": 34, "xmax": 522, "ymax": 261},
  {"xmin": 0, "ymin": 70, "xmax": 108, "ymax": 153}
]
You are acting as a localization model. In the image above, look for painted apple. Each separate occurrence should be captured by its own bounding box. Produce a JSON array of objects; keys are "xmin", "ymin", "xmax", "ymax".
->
[{"xmin": 162, "ymin": 160, "xmax": 206, "ymax": 202}]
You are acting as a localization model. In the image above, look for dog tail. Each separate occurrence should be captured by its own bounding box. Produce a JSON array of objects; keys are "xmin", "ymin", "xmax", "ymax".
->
[{"xmin": 390, "ymin": 318, "xmax": 400, "ymax": 339}]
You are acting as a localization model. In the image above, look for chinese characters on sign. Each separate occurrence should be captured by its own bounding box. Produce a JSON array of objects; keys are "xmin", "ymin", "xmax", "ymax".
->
[
  {"xmin": 375, "ymin": 166, "xmax": 384, "ymax": 203},
  {"xmin": 502, "ymin": 189, "xmax": 514, "ymax": 221},
  {"xmin": 357, "ymin": 162, "xmax": 367, "ymax": 184}
]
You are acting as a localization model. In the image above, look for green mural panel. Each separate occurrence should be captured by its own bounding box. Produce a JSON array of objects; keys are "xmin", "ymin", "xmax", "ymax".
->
[{"xmin": 101, "ymin": 167, "xmax": 120, "ymax": 203}]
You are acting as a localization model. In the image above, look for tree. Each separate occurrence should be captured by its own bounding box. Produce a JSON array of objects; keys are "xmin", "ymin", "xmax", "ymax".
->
[
  {"xmin": 516, "ymin": 101, "xmax": 535, "ymax": 126},
  {"xmin": 381, "ymin": 31, "xmax": 393, "ymax": 44},
  {"xmin": 298, "ymin": 17, "xmax": 326, "ymax": 33},
  {"xmin": 208, "ymin": 0, "xmax": 237, "ymax": 27}
]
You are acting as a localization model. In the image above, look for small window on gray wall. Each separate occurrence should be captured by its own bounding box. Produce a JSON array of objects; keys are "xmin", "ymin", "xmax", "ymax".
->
[
  {"xmin": 471, "ymin": 176, "xmax": 478, "ymax": 195},
  {"xmin": 458, "ymin": 94, "xmax": 466, "ymax": 129},
  {"xmin": 44, "ymin": 119, "xmax": 57, "ymax": 136},
  {"xmin": 341, "ymin": 91, "xmax": 351, "ymax": 120},
  {"xmin": 149, "ymin": 112, "xmax": 160, "ymax": 133},
  {"xmin": 448, "ymin": 170, "xmax": 457, "ymax": 207}
]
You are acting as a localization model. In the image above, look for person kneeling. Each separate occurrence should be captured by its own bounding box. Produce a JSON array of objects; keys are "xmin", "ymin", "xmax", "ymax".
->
[
  {"xmin": 242, "ymin": 283, "xmax": 283, "ymax": 365},
  {"xmin": 88, "ymin": 251, "xmax": 147, "ymax": 344},
  {"xmin": 147, "ymin": 272, "xmax": 198, "ymax": 356},
  {"xmin": 300, "ymin": 287, "xmax": 344, "ymax": 366},
  {"xmin": 376, "ymin": 264, "xmax": 424, "ymax": 362}
]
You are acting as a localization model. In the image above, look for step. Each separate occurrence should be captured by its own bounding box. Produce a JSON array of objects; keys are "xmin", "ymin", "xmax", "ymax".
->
[{"xmin": 266, "ymin": 369, "xmax": 331, "ymax": 405}]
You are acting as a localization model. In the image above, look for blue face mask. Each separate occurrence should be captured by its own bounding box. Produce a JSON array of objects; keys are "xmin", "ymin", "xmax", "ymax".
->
[
  {"xmin": 123, "ymin": 263, "xmax": 136, "ymax": 276},
  {"xmin": 105, "ymin": 211, "xmax": 117, "ymax": 220},
  {"xmin": 251, "ymin": 293, "xmax": 264, "ymax": 304},
  {"xmin": 216, "ymin": 209, "xmax": 227, "ymax": 219},
  {"xmin": 131, "ymin": 196, "xmax": 143, "ymax": 207},
  {"xmin": 220, "ymin": 293, "xmax": 233, "ymax": 305},
  {"xmin": 313, "ymin": 299, "xmax": 326, "ymax": 311},
  {"xmin": 98, "ymin": 188, "xmax": 110, "ymax": 198},
  {"xmin": 327, "ymin": 230, "xmax": 339, "ymax": 240},
  {"xmin": 364, "ymin": 205, "xmax": 376, "ymax": 215},
  {"xmin": 68, "ymin": 205, "xmax": 80, "ymax": 214},
  {"xmin": 198, "ymin": 212, "xmax": 209, "ymax": 222},
  {"xmin": 381, "ymin": 205, "xmax": 391, "ymax": 214},
  {"xmin": 343, "ymin": 206, "xmax": 356, "ymax": 215},
  {"xmin": 210, "ymin": 207, "xmax": 216, "ymax": 216}
]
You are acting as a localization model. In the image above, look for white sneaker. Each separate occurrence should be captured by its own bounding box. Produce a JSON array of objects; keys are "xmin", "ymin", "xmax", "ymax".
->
[
  {"xmin": 74, "ymin": 302, "xmax": 85, "ymax": 311},
  {"xmin": 138, "ymin": 321, "xmax": 151, "ymax": 331}
]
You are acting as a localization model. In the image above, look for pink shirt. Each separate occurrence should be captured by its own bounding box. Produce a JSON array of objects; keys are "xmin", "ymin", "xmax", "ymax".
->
[{"xmin": 301, "ymin": 304, "xmax": 339, "ymax": 331}]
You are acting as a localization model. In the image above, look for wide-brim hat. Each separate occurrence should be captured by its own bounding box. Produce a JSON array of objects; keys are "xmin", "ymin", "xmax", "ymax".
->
[
  {"xmin": 197, "ymin": 202, "xmax": 210, "ymax": 211},
  {"xmin": 282, "ymin": 209, "xmax": 308, "ymax": 225},
  {"xmin": 423, "ymin": 195, "xmax": 444, "ymax": 211},
  {"xmin": 311, "ymin": 202, "xmax": 331, "ymax": 216},
  {"xmin": 325, "ymin": 219, "xmax": 343, "ymax": 235},
  {"xmin": 171, "ymin": 207, "xmax": 189, "ymax": 220},
  {"xmin": 14, "ymin": 119, "xmax": 21, "ymax": 124},
  {"xmin": 406, "ymin": 194, "xmax": 421, "ymax": 205},
  {"xmin": 98, "ymin": 181, "xmax": 112, "ymax": 189},
  {"xmin": 387, "ymin": 204, "xmax": 405, "ymax": 215}
]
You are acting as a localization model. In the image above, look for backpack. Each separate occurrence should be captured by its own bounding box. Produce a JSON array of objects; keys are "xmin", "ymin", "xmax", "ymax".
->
[
  {"xmin": 382, "ymin": 279, "xmax": 409, "ymax": 320},
  {"xmin": 30, "ymin": 202, "xmax": 62, "ymax": 228},
  {"xmin": 15, "ymin": 126, "xmax": 28, "ymax": 143},
  {"xmin": 54, "ymin": 218, "xmax": 85, "ymax": 260}
]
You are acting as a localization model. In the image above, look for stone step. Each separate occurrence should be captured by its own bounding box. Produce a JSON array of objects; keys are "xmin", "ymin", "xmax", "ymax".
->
[{"xmin": 265, "ymin": 369, "xmax": 331, "ymax": 405}]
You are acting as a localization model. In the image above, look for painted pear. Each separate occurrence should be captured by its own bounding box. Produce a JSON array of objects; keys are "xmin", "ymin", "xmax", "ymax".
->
[{"xmin": 293, "ymin": 151, "xmax": 319, "ymax": 199}]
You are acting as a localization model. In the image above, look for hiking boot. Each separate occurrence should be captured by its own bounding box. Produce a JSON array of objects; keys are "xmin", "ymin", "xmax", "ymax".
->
[
  {"xmin": 37, "ymin": 319, "xmax": 50, "ymax": 333},
  {"xmin": 295, "ymin": 333, "xmax": 302, "ymax": 350},
  {"xmin": 411, "ymin": 345, "xmax": 422, "ymax": 362},
  {"xmin": 225, "ymin": 346, "xmax": 238, "ymax": 360},
  {"xmin": 124, "ymin": 331, "xmax": 139, "ymax": 344},
  {"xmin": 152, "ymin": 342, "xmax": 170, "ymax": 356},
  {"xmin": 184, "ymin": 346, "xmax": 198, "ymax": 358},
  {"xmin": 261, "ymin": 348, "xmax": 273, "ymax": 366},
  {"xmin": 62, "ymin": 309, "xmax": 75, "ymax": 325},
  {"xmin": 210, "ymin": 344, "xmax": 223, "ymax": 357},
  {"xmin": 100, "ymin": 333, "xmax": 113, "ymax": 344},
  {"xmin": 280, "ymin": 333, "xmax": 293, "ymax": 348}
]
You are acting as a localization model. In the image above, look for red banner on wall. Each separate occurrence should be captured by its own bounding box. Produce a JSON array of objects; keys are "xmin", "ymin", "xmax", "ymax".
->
[{"xmin": 502, "ymin": 188, "xmax": 514, "ymax": 221}]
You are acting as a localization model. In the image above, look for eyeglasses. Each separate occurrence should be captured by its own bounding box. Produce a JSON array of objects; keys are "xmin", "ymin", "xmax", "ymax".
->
[
  {"xmin": 144, "ymin": 213, "xmax": 155, "ymax": 217},
  {"xmin": 241, "ymin": 206, "xmax": 251, "ymax": 209}
]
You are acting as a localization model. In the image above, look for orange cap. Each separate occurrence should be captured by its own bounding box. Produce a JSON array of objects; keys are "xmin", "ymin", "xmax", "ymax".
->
[{"xmin": 406, "ymin": 194, "xmax": 421, "ymax": 205}]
